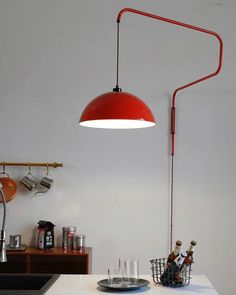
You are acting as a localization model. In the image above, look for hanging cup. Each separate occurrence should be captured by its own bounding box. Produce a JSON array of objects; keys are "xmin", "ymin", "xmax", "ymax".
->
[
  {"xmin": 20, "ymin": 164, "xmax": 37, "ymax": 191},
  {"xmin": 34, "ymin": 164, "xmax": 53, "ymax": 196},
  {"xmin": 39, "ymin": 176, "xmax": 53, "ymax": 190}
]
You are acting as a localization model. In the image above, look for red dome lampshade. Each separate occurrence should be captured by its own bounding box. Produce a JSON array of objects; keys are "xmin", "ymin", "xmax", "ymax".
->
[{"xmin": 79, "ymin": 91, "xmax": 156, "ymax": 129}]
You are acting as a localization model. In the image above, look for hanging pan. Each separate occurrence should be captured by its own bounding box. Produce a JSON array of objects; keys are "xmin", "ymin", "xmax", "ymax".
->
[{"xmin": 0, "ymin": 165, "xmax": 17, "ymax": 202}]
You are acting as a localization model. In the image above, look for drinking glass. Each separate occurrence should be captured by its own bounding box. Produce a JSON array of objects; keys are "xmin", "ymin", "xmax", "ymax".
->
[
  {"xmin": 124, "ymin": 259, "xmax": 139, "ymax": 286},
  {"xmin": 108, "ymin": 267, "xmax": 122, "ymax": 286},
  {"xmin": 107, "ymin": 258, "xmax": 139, "ymax": 287}
]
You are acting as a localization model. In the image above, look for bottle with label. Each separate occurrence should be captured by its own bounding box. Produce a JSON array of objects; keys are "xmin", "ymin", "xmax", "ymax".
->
[
  {"xmin": 161, "ymin": 251, "xmax": 187, "ymax": 286},
  {"xmin": 175, "ymin": 240, "xmax": 197, "ymax": 284},
  {"xmin": 184, "ymin": 240, "xmax": 197, "ymax": 266},
  {"xmin": 167, "ymin": 240, "xmax": 182, "ymax": 265}
]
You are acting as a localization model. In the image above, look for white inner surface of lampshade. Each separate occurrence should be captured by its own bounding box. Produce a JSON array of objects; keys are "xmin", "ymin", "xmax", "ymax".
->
[{"xmin": 79, "ymin": 119, "xmax": 156, "ymax": 129}]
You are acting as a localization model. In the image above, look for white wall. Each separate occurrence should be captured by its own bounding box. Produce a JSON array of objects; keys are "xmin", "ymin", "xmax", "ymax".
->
[{"xmin": 0, "ymin": 0, "xmax": 235, "ymax": 294}]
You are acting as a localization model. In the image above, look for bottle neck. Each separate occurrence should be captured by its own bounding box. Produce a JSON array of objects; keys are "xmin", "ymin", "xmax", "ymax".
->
[
  {"xmin": 173, "ymin": 244, "xmax": 181, "ymax": 255},
  {"xmin": 188, "ymin": 244, "xmax": 195, "ymax": 253}
]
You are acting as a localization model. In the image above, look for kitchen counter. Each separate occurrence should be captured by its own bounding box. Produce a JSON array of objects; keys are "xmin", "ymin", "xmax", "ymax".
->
[{"xmin": 45, "ymin": 275, "xmax": 219, "ymax": 294}]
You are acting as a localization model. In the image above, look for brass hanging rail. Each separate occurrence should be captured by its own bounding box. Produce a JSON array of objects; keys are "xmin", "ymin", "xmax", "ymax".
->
[{"xmin": 0, "ymin": 162, "xmax": 63, "ymax": 168}]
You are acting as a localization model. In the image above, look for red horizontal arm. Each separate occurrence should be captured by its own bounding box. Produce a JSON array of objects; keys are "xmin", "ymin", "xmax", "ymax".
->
[{"xmin": 117, "ymin": 7, "xmax": 223, "ymax": 155}]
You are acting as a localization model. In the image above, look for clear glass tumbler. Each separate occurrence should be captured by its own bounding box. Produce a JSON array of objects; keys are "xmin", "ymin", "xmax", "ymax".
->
[
  {"xmin": 108, "ymin": 267, "xmax": 122, "ymax": 286},
  {"xmin": 124, "ymin": 259, "xmax": 139, "ymax": 286}
]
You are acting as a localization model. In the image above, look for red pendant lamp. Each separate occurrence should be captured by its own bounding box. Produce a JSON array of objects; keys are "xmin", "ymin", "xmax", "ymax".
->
[
  {"xmin": 79, "ymin": 8, "xmax": 223, "ymax": 133},
  {"xmin": 79, "ymin": 8, "xmax": 223, "ymax": 251},
  {"xmin": 79, "ymin": 91, "xmax": 155, "ymax": 129}
]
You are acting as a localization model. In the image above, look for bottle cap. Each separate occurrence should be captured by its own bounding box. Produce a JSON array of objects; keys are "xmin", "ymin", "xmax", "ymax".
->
[
  {"xmin": 176, "ymin": 240, "xmax": 182, "ymax": 246},
  {"xmin": 191, "ymin": 240, "xmax": 197, "ymax": 246}
]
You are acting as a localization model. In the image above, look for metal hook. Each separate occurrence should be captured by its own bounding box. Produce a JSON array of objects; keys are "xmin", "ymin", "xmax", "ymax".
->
[
  {"xmin": 46, "ymin": 163, "xmax": 49, "ymax": 176},
  {"xmin": 0, "ymin": 162, "xmax": 9, "ymax": 177},
  {"xmin": 28, "ymin": 163, "xmax": 32, "ymax": 175}
]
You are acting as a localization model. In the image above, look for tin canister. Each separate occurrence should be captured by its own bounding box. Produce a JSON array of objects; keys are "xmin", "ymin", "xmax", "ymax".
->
[
  {"xmin": 73, "ymin": 234, "xmax": 86, "ymax": 252},
  {"xmin": 10, "ymin": 234, "xmax": 21, "ymax": 248},
  {"xmin": 62, "ymin": 226, "xmax": 76, "ymax": 250}
]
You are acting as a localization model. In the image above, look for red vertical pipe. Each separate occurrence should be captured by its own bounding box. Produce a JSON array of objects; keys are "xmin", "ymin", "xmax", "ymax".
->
[{"xmin": 171, "ymin": 107, "xmax": 175, "ymax": 156}]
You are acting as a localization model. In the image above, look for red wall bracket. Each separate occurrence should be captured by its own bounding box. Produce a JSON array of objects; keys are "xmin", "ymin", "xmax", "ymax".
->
[{"xmin": 117, "ymin": 8, "xmax": 223, "ymax": 156}]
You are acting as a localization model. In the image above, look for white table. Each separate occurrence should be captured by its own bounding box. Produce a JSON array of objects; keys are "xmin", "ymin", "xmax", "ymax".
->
[{"xmin": 45, "ymin": 275, "xmax": 219, "ymax": 295}]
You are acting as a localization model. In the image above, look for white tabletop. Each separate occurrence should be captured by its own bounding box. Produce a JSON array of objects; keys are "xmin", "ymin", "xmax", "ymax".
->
[{"xmin": 45, "ymin": 275, "xmax": 219, "ymax": 295}]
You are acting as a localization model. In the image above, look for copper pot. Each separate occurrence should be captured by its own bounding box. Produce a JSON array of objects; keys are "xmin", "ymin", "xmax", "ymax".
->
[{"xmin": 0, "ymin": 173, "xmax": 17, "ymax": 202}]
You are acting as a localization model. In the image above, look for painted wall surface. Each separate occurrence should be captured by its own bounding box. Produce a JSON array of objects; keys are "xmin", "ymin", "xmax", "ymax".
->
[{"xmin": 0, "ymin": 0, "xmax": 235, "ymax": 294}]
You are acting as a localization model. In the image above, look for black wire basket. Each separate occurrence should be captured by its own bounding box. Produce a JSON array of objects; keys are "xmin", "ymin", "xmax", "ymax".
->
[{"xmin": 150, "ymin": 258, "xmax": 192, "ymax": 288}]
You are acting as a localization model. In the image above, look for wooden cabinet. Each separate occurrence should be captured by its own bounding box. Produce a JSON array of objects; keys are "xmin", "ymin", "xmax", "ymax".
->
[{"xmin": 0, "ymin": 247, "xmax": 92, "ymax": 274}]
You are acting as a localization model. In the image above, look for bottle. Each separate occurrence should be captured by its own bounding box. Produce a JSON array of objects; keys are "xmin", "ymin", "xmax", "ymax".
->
[
  {"xmin": 184, "ymin": 240, "xmax": 197, "ymax": 266},
  {"xmin": 161, "ymin": 251, "xmax": 187, "ymax": 286},
  {"xmin": 167, "ymin": 240, "xmax": 182, "ymax": 265}
]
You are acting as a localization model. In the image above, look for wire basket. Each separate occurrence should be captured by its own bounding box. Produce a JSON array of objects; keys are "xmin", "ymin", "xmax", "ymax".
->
[{"xmin": 150, "ymin": 258, "xmax": 192, "ymax": 288}]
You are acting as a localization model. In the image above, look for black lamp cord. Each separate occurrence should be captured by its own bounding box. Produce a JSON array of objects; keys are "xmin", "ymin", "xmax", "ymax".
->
[{"xmin": 113, "ymin": 21, "xmax": 121, "ymax": 92}]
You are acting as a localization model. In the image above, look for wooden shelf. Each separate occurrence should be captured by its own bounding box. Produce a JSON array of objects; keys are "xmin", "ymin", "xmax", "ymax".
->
[{"xmin": 0, "ymin": 247, "xmax": 92, "ymax": 274}]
